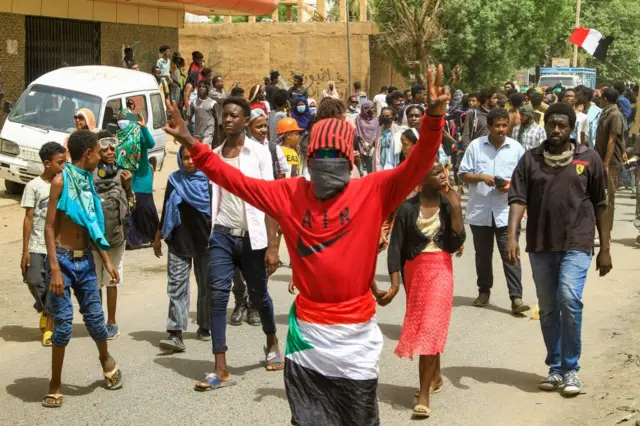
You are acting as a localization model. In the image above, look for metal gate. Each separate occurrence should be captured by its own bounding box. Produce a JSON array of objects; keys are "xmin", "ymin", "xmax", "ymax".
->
[{"xmin": 25, "ymin": 16, "xmax": 101, "ymax": 86}]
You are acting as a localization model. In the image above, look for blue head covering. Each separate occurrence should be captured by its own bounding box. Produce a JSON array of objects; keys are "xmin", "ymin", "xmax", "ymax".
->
[
  {"xmin": 161, "ymin": 147, "xmax": 210, "ymax": 240},
  {"xmin": 291, "ymin": 96, "xmax": 312, "ymax": 131}
]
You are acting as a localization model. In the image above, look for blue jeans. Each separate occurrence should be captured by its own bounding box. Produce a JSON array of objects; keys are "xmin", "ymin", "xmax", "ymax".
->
[
  {"xmin": 529, "ymin": 251, "xmax": 591, "ymax": 374},
  {"xmin": 208, "ymin": 231, "xmax": 277, "ymax": 354},
  {"xmin": 47, "ymin": 247, "xmax": 108, "ymax": 347}
]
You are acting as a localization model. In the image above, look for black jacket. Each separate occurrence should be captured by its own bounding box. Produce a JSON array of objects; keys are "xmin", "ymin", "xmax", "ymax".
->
[{"xmin": 387, "ymin": 194, "xmax": 466, "ymax": 274}]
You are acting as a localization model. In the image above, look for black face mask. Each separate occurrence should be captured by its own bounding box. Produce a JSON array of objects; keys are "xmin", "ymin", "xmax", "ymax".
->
[
  {"xmin": 379, "ymin": 117, "xmax": 393, "ymax": 126},
  {"xmin": 308, "ymin": 158, "xmax": 351, "ymax": 200}
]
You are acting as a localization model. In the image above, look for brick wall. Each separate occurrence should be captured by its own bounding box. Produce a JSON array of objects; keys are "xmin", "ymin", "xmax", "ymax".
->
[
  {"xmin": 101, "ymin": 22, "xmax": 179, "ymax": 74},
  {"xmin": 0, "ymin": 13, "xmax": 26, "ymax": 125}
]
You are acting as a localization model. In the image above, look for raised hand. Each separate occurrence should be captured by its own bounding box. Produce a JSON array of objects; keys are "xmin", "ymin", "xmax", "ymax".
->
[
  {"xmin": 163, "ymin": 99, "xmax": 196, "ymax": 149},
  {"xmin": 426, "ymin": 64, "xmax": 451, "ymax": 117}
]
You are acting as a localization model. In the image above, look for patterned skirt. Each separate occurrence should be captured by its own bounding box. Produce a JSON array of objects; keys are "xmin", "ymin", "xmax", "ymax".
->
[{"xmin": 395, "ymin": 250, "xmax": 454, "ymax": 358}]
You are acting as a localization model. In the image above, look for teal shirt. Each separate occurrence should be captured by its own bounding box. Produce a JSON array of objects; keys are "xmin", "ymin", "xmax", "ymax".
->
[{"xmin": 131, "ymin": 126, "xmax": 156, "ymax": 194}]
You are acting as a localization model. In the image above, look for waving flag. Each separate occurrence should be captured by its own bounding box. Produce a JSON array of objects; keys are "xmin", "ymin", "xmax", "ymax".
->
[{"xmin": 569, "ymin": 27, "xmax": 614, "ymax": 61}]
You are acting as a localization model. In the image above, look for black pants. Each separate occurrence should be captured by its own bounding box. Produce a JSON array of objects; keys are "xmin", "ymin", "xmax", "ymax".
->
[{"xmin": 470, "ymin": 219, "xmax": 522, "ymax": 299}]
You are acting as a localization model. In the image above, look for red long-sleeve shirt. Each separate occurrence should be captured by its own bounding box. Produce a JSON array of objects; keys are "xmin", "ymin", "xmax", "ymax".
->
[{"xmin": 190, "ymin": 115, "xmax": 443, "ymax": 314}]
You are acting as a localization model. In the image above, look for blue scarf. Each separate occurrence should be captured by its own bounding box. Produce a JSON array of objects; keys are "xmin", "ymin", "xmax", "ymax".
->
[
  {"xmin": 161, "ymin": 149, "xmax": 210, "ymax": 240},
  {"xmin": 291, "ymin": 96, "xmax": 312, "ymax": 131},
  {"xmin": 57, "ymin": 163, "xmax": 110, "ymax": 251}
]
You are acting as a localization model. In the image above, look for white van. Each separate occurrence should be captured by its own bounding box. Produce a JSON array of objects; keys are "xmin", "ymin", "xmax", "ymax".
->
[{"xmin": 0, "ymin": 66, "xmax": 167, "ymax": 194}]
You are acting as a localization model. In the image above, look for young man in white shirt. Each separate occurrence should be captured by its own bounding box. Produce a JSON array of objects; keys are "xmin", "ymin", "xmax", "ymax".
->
[
  {"xmin": 562, "ymin": 88, "xmax": 589, "ymax": 146},
  {"xmin": 372, "ymin": 86, "xmax": 388, "ymax": 116},
  {"xmin": 193, "ymin": 97, "xmax": 283, "ymax": 392}
]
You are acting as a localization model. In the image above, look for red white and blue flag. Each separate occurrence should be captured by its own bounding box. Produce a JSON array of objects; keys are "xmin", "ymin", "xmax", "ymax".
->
[{"xmin": 569, "ymin": 27, "xmax": 614, "ymax": 61}]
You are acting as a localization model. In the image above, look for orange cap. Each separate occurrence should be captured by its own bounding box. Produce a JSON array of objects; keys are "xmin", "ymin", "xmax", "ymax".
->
[{"xmin": 277, "ymin": 117, "xmax": 303, "ymax": 134}]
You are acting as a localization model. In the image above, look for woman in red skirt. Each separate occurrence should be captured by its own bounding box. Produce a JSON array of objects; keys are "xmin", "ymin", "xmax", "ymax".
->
[{"xmin": 382, "ymin": 160, "xmax": 465, "ymax": 418}]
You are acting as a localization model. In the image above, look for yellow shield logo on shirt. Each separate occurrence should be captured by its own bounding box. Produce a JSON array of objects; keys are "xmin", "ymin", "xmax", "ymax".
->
[{"xmin": 576, "ymin": 164, "xmax": 585, "ymax": 175}]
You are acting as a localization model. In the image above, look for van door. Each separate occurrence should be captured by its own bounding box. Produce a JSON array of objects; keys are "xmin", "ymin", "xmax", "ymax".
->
[
  {"xmin": 101, "ymin": 97, "xmax": 122, "ymax": 131},
  {"xmin": 147, "ymin": 91, "xmax": 167, "ymax": 170}
]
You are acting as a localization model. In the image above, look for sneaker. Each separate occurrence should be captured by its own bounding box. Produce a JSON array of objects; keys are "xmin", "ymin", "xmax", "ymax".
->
[
  {"xmin": 197, "ymin": 328, "xmax": 211, "ymax": 341},
  {"xmin": 562, "ymin": 371, "xmax": 582, "ymax": 396},
  {"xmin": 159, "ymin": 334, "xmax": 186, "ymax": 352},
  {"xmin": 473, "ymin": 293, "xmax": 490, "ymax": 307},
  {"xmin": 511, "ymin": 298, "xmax": 531, "ymax": 314},
  {"xmin": 230, "ymin": 304, "xmax": 247, "ymax": 326},
  {"xmin": 106, "ymin": 324, "xmax": 120, "ymax": 340},
  {"xmin": 246, "ymin": 308, "xmax": 261, "ymax": 326},
  {"xmin": 539, "ymin": 373, "xmax": 563, "ymax": 391}
]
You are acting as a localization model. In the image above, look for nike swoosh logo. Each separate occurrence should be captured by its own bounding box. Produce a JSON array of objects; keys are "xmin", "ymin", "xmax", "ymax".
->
[{"xmin": 296, "ymin": 230, "xmax": 350, "ymax": 258}]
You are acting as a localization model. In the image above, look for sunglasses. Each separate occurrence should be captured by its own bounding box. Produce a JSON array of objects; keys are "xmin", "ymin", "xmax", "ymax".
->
[
  {"xmin": 312, "ymin": 148, "xmax": 347, "ymax": 159},
  {"xmin": 99, "ymin": 137, "xmax": 118, "ymax": 149}
]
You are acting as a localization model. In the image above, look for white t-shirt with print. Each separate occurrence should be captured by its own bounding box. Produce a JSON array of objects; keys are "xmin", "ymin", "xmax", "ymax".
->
[{"xmin": 20, "ymin": 177, "xmax": 51, "ymax": 254}]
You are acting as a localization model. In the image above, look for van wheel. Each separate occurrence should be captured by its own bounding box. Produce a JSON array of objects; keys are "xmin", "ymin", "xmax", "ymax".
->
[{"xmin": 4, "ymin": 180, "xmax": 25, "ymax": 195}]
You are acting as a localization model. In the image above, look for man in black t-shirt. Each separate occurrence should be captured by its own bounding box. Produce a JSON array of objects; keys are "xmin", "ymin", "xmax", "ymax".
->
[{"xmin": 506, "ymin": 102, "xmax": 612, "ymax": 398}]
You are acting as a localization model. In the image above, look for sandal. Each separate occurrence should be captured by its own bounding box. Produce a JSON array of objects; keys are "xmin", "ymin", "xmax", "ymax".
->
[
  {"xmin": 414, "ymin": 385, "xmax": 442, "ymax": 398},
  {"xmin": 39, "ymin": 313, "xmax": 47, "ymax": 331},
  {"xmin": 194, "ymin": 373, "xmax": 237, "ymax": 392},
  {"xmin": 103, "ymin": 360, "xmax": 124, "ymax": 390},
  {"xmin": 412, "ymin": 404, "xmax": 431, "ymax": 418},
  {"xmin": 42, "ymin": 393, "xmax": 63, "ymax": 408},
  {"xmin": 42, "ymin": 331, "xmax": 53, "ymax": 347},
  {"xmin": 264, "ymin": 347, "xmax": 284, "ymax": 371}
]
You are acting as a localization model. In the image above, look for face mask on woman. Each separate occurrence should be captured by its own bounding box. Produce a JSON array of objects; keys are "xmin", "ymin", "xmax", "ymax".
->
[
  {"xmin": 297, "ymin": 105, "xmax": 307, "ymax": 114},
  {"xmin": 117, "ymin": 120, "xmax": 130, "ymax": 129},
  {"xmin": 310, "ymin": 107, "xmax": 317, "ymax": 115}
]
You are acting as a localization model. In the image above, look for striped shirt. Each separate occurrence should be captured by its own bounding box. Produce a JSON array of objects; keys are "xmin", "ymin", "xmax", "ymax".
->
[{"xmin": 512, "ymin": 123, "xmax": 547, "ymax": 151}]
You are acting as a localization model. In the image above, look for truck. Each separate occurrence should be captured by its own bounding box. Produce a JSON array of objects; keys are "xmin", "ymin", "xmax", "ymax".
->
[{"xmin": 537, "ymin": 67, "xmax": 597, "ymax": 89}]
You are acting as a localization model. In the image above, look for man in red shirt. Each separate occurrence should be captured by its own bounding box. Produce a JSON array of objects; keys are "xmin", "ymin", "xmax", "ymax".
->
[{"xmin": 163, "ymin": 66, "xmax": 450, "ymax": 426}]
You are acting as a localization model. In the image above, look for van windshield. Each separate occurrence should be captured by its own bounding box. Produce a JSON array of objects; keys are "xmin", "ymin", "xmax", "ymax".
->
[
  {"xmin": 538, "ymin": 76, "xmax": 579, "ymax": 88},
  {"xmin": 8, "ymin": 85, "xmax": 101, "ymax": 132}
]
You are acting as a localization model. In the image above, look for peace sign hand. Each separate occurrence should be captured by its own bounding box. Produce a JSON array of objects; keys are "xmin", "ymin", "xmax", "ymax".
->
[{"xmin": 426, "ymin": 64, "xmax": 451, "ymax": 117}]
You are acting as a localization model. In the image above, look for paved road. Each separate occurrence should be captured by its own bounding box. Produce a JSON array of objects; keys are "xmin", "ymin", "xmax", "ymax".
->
[{"xmin": 1, "ymin": 153, "xmax": 639, "ymax": 425}]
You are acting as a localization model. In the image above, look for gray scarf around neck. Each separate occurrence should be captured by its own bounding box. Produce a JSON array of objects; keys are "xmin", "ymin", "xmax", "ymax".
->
[
  {"xmin": 309, "ymin": 158, "xmax": 351, "ymax": 200},
  {"xmin": 543, "ymin": 144, "xmax": 575, "ymax": 168}
]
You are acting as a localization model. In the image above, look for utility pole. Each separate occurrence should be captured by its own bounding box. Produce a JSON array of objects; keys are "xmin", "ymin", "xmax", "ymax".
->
[
  {"xmin": 573, "ymin": 0, "xmax": 581, "ymax": 67},
  {"xmin": 346, "ymin": 0, "xmax": 352, "ymax": 96}
]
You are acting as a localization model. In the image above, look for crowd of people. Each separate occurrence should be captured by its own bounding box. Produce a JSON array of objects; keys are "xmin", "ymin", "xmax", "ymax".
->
[{"xmin": 17, "ymin": 46, "xmax": 634, "ymax": 422}]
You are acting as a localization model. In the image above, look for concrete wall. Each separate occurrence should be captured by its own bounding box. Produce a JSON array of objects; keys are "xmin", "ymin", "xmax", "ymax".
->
[
  {"xmin": 0, "ymin": 0, "xmax": 184, "ymax": 27},
  {"xmin": 180, "ymin": 22, "xmax": 406, "ymax": 100},
  {"xmin": 101, "ymin": 23, "xmax": 179, "ymax": 73},
  {"xmin": 0, "ymin": 13, "xmax": 25, "ymax": 124},
  {"xmin": 369, "ymin": 40, "xmax": 407, "ymax": 95}
]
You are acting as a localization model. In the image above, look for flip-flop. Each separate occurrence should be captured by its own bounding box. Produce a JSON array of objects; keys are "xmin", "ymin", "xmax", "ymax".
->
[
  {"xmin": 414, "ymin": 386, "xmax": 443, "ymax": 397},
  {"xmin": 42, "ymin": 331, "xmax": 53, "ymax": 347},
  {"xmin": 104, "ymin": 361, "xmax": 124, "ymax": 390},
  {"xmin": 412, "ymin": 404, "xmax": 431, "ymax": 418},
  {"xmin": 264, "ymin": 347, "xmax": 284, "ymax": 371},
  {"xmin": 194, "ymin": 373, "xmax": 237, "ymax": 392},
  {"xmin": 42, "ymin": 393, "xmax": 63, "ymax": 408}
]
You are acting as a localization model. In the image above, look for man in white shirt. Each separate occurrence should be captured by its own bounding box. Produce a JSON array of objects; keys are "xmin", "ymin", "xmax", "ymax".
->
[
  {"xmin": 372, "ymin": 86, "xmax": 388, "ymax": 116},
  {"xmin": 193, "ymin": 97, "xmax": 283, "ymax": 392},
  {"xmin": 156, "ymin": 45, "xmax": 172, "ymax": 80},
  {"xmin": 562, "ymin": 88, "xmax": 589, "ymax": 145}
]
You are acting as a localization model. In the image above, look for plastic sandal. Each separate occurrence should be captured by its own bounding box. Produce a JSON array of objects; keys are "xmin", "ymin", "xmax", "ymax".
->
[
  {"xmin": 42, "ymin": 393, "xmax": 63, "ymax": 408},
  {"xmin": 412, "ymin": 404, "xmax": 431, "ymax": 418},
  {"xmin": 42, "ymin": 331, "xmax": 53, "ymax": 347},
  {"xmin": 194, "ymin": 373, "xmax": 237, "ymax": 392},
  {"xmin": 104, "ymin": 362, "xmax": 124, "ymax": 390},
  {"xmin": 264, "ymin": 347, "xmax": 284, "ymax": 371}
]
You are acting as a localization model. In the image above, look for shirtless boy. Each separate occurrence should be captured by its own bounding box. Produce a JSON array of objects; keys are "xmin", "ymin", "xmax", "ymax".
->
[{"xmin": 43, "ymin": 130, "xmax": 123, "ymax": 407}]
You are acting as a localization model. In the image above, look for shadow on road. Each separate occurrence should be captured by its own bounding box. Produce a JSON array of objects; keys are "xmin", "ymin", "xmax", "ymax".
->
[
  {"xmin": 453, "ymin": 296, "xmax": 525, "ymax": 317},
  {"xmin": 154, "ymin": 357, "xmax": 262, "ymax": 379},
  {"xmin": 0, "ymin": 324, "xmax": 89, "ymax": 342},
  {"xmin": 378, "ymin": 323, "xmax": 401, "ymax": 341},
  {"xmin": 5, "ymin": 378, "xmax": 102, "ymax": 403},
  {"xmin": 253, "ymin": 386, "xmax": 287, "ymax": 402},
  {"xmin": 129, "ymin": 330, "xmax": 197, "ymax": 348},
  {"xmin": 377, "ymin": 382, "xmax": 417, "ymax": 409},
  {"xmin": 612, "ymin": 237, "xmax": 639, "ymax": 249},
  {"xmin": 442, "ymin": 366, "xmax": 543, "ymax": 393}
]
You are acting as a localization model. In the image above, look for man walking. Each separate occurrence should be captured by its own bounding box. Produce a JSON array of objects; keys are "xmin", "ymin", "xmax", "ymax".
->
[
  {"xmin": 462, "ymin": 88, "xmax": 497, "ymax": 150},
  {"xmin": 511, "ymin": 104, "xmax": 546, "ymax": 151},
  {"xmin": 189, "ymin": 83, "xmax": 218, "ymax": 146},
  {"xmin": 191, "ymin": 97, "xmax": 282, "ymax": 391},
  {"xmin": 458, "ymin": 108, "xmax": 529, "ymax": 313},
  {"xmin": 288, "ymin": 74, "xmax": 308, "ymax": 104},
  {"xmin": 595, "ymin": 88, "xmax": 625, "ymax": 233},
  {"xmin": 507, "ymin": 102, "xmax": 612, "ymax": 396}
]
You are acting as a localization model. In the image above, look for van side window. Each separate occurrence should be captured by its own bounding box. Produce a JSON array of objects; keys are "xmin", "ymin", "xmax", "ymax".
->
[
  {"xmin": 150, "ymin": 93, "xmax": 167, "ymax": 129},
  {"xmin": 125, "ymin": 95, "xmax": 148, "ymax": 123},
  {"xmin": 102, "ymin": 98, "xmax": 122, "ymax": 130}
]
